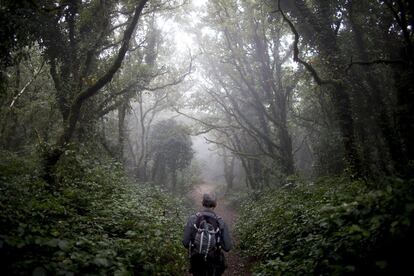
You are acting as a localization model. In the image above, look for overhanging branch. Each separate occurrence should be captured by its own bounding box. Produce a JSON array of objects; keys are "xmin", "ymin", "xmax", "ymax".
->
[
  {"xmin": 10, "ymin": 60, "xmax": 46, "ymax": 108},
  {"xmin": 345, "ymin": 58, "xmax": 406, "ymax": 72},
  {"xmin": 59, "ymin": 0, "xmax": 148, "ymax": 146},
  {"xmin": 276, "ymin": 1, "xmax": 337, "ymax": 86}
]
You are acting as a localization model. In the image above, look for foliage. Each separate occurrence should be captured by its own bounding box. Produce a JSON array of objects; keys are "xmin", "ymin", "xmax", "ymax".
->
[
  {"xmin": 0, "ymin": 150, "xmax": 188, "ymax": 275},
  {"xmin": 150, "ymin": 119, "xmax": 193, "ymax": 171},
  {"xmin": 237, "ymin": 177, "xmax": 414, "ymax": 275},
  {"xmin": 149, "ymin": 119, "xmax": 194, "ymax": 190},
  {"xmin": 191, "ymin": 0, "xmax": 296, "ymax": 187},
  {"xmin": 175, "ymin": 160, "xmax": 203, "ymax": 194},
  {"xmin": 0, "ymin": 0, "xmax": 38, "ymax": 67},
  {"xmin": 1, "ymin": 0, "xmax": 414, "ymax": 274},
  {"xmin": 0, "ymin": 49, "xmax": 58, "ymax": 152}
]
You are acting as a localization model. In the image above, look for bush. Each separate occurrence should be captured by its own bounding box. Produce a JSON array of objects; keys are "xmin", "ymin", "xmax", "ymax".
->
[
  {"xmin": 236, "ymin": 177, "xmax": 414, "ymax": 275},
  {"xmin": 0, "ymin": 150, "xmax": 188, "ymax": 275}
]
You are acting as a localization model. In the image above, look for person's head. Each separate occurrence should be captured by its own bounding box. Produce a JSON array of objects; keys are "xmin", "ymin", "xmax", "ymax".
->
[{"xmin": 202, "ymin": 193, "xmax": 217, "ymax": 209}]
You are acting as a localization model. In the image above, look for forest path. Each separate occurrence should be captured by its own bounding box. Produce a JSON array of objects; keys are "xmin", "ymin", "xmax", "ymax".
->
[{"xmin": 188, "ymin": 183, "xmax": 251, "ymax": 276}]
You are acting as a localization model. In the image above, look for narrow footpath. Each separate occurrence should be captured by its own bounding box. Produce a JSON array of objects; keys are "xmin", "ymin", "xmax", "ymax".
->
[{"xmin": 189, "ymin": 183, "xmax": 251, "ymax": 276}]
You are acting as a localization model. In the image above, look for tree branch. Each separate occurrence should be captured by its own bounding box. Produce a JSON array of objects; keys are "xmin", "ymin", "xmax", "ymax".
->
[
  {"xmin": 345, "ymin": 58, "xmax": 407, "ymax": 72},
  {"xmin": 276, "ymin": 1, "xmax": 337, "ymax": 86},
  {"xmin": 204, "ymin": 137, "xmax": 264, "ymax": 159},
  {"xmin": 59, "ymin": 0, "xmax": 148, "ymax": 146},
  {"xmin": 75, "ymin": 0, "xmax": 148, "ymax": 105},
  {"xmin": 10, "ymin": 60, "xmax": 46, "ymax": 108}
]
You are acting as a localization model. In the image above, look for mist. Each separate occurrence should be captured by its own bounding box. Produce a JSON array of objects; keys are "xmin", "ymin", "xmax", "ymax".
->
[{"xmin": 1, "ymin": 0, "xmax": 414, "ymax": 275}]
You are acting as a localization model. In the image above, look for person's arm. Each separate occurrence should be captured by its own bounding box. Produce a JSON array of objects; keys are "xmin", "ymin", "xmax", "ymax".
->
[
  {"xmin": 182, "ymin": 215, "xmax": 196, "ymax": 248},
  {"xmin": 218, "ymin": 219, "xmax": 233, "ymax": 252}
]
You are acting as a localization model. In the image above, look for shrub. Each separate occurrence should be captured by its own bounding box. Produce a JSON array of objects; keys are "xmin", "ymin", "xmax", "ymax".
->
[
  {"xmin": 236, "ymin": 177, "xmax": 414, "ymax": 275},
  {"xmin": 0, "ymin": 149, "xmax": 188, "ymax": 275}
]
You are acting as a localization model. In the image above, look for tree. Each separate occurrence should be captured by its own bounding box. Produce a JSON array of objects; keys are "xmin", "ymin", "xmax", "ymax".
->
[
  {"xmin": 276, "ymin": 0, "xmax": 414, "ymax": 179},
  {"xmin": 176, "ymin": 0, "xmax": 298, "ymax": 189},
  {"xmin": 1, "ymin": 0, "xmax": 151, "ymax": 182},
  {"xmin": 222, "ymin": 148, "xmax": 236, "ymax": 192},
  {"xmin": 42, "ymin": 0, "xmax": 149, "ymax": 181},
  {"xmin": 149, "ymin": 119, "xmax": 193, "ymax": 192}
]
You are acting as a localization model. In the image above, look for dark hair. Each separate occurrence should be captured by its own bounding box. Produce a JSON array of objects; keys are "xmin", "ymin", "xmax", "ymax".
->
[{"xmin": 202, "ymin": 193, "xmax": 217, "ymax": 208}]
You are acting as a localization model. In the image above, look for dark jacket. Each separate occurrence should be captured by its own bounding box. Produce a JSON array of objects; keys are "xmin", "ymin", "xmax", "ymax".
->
[{"xmin": 182, "ymin": 208, "xmax": 232, "ymax": 252}]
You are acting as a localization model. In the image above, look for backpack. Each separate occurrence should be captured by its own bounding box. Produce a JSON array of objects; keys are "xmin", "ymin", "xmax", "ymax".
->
[{"xmin": 191, "ymin": 212, "xmax": 221, "ymax": 261}]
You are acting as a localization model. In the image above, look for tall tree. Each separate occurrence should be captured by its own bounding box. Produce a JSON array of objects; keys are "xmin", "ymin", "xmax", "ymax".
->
[
  {"xmin": 22, "ymin": 0, "xmax": 151, "ymax": 182},
  {"xmin": 192, "ymin": 0, "xmax": 297, "ymax": 186},
  {"xmin": 276, "ymin": 0, "xmax": 414, "ymax": 178}
]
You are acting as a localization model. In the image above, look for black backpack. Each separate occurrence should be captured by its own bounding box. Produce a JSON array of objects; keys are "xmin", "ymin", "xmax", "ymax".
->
[{"xmin": 190, "ymin": 212, "xmax": 221, "ymax": 261}]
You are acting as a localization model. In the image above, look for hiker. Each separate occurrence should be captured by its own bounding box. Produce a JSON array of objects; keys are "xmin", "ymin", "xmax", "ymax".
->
[{"xmin": 183, "ymin": 193, "xmax": 232, "ymax": 276}]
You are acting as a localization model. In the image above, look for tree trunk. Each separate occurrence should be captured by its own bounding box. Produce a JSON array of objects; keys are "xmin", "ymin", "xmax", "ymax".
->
[
  {"xmin": 349, "ymin": 2, "xmax": 404, "ymax": 175},
  {"xmin": 41, "ymin": 0, "xmax": 148, "ymax": 183},
  {"xmin": 330, "ymin": 83, "xmax": 361, "ymax": 177},
  {"xmin": 285, "ymin": 0, "xmax": 362, "ymax": 177},
  {"xmin": 394, "ymin": 67, "xmax": 414, "ymax": 177},
  {"xmin": 224, "ymin": 153, "xmax": 235, "ymax": 192},
  {"xmin": 171, "ymin": 169, "xmax": 177, "ymax": 194},
  {"xmin": 118, "ymin": 101, "xmax": 128, "ymax": 163}
]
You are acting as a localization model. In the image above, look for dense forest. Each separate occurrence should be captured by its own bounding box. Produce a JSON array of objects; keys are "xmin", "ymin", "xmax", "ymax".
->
[{"xmin": 1, "ymin": 0, "xmax": 413, "ymax": 275}]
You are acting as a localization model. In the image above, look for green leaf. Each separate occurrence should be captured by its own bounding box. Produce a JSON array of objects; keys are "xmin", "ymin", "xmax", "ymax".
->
[
  {"xmin": 58, "ymin": 240, "xmax": 70, "ymax": 251},
  {"xmin": 93, "ymin": 257, "xmax": 109, "ymax": 267}
]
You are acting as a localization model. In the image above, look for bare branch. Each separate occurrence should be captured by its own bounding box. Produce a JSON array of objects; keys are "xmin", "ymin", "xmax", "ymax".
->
[
  {"xmin": 108, "ymin": 22, "xmax": 129, "ymax": 34},
  {"xmin": 345, "ymin": 58, "xmax": 407, "ymax": 72},
  {"xmin": 276, "ymin": 1, "xmax": 337, "ymax": 86},
  {"xmin": 204, "ymin": 137, "xmax": 264, "ymax": 159},
  {"xmin": 10, "ymin": 60, "xmax": 46, "ymax": 108},
  {"xmin": 144, "ymin": 54, "xmax": 193, "ymax": 91},
  {"xmin": 173, "ymin": 107, "xmax": 231, "ymax": 132},
  {"xmin": 75, "ymin": 0, "xmax": 148, "ymax": 104}
]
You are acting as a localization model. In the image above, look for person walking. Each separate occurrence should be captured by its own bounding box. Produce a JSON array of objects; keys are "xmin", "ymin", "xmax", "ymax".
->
[{"xmin": 183, "ymin": 193, "xmax": 232, "ymax": 276}]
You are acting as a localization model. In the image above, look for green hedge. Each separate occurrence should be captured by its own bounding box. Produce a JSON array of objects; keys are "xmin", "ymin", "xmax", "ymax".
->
[
  {"xmin": 236, "ymin": 177, "xmax": 414, "ymax": 275},
  {"xmin": 0, "ymin": 150, "xmax": 188, "ymax": 275}
]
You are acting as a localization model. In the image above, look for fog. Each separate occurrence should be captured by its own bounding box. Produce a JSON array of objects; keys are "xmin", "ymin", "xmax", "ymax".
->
[{"xmin": 192, "ymin": 135, "xmax": 224, "ymax": 183}]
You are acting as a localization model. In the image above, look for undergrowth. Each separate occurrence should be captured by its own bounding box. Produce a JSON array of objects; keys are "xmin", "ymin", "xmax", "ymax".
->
[
  {"xmin": 0, "ymin": 149, "xmax": 188, "ymax": 275},
  {"xmin": 236, "ymin": 177, "xmax": 414, "ymax": 275}
]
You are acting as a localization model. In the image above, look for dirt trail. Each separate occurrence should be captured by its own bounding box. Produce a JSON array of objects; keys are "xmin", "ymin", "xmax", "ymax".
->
[{"xmin": 189, "ymin": 183, "xmax": 251, "ymax": 276}]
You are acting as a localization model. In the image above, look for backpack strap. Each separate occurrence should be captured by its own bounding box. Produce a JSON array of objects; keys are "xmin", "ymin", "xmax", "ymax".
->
[{"xmin": 196, "ymin": 211, "xmax": 217, "ymax": 219}]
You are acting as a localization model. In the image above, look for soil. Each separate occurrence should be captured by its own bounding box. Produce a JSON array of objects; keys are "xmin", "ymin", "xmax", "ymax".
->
[{"xmin": 188, "ymin": 183, "xmax": 252, "ymax": 276}]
